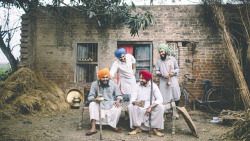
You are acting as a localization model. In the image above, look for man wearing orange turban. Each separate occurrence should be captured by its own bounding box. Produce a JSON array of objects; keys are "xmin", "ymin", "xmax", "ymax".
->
[
  {"xmin": 128, "ymin": 70, "xmax": 165, "ymax": 137},
  {"xmin": 97, "ymin": 68, "xmax": 110, "ymax": 80},
  {"xmin": 87, "ymin": 68, "xmax": 123, "ymax": 135}
]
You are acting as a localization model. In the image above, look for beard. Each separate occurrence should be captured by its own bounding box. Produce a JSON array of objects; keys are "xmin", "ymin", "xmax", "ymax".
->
[
  {"xmin": 160, "ymin": 53, "xmax": 167, "ymax": 60},
  {"xmin": 100, "ymin": 80, "xmax": 109, "ymax": 87},
  {"xmin": 140, "ymin": 81, "xmax": 147, "ymax": 86},
  {"xmin": 119, "ymin": 57, "xmax": 126, "ymax": 62}
]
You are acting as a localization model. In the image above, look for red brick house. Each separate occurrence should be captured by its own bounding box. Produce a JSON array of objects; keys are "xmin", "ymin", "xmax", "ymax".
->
[{"xmin": 19, "ymin": 5, "xmax": 235, "ymax": 107}]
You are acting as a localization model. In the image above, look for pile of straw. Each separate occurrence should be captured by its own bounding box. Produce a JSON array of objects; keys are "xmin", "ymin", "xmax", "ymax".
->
[
  {"xmin": 219, "ymin": 109, "xmax": 249, "ymax": 141},
  {"xmin": 0, "ymin": 68, "xmax": 69, "ymax": 119}
]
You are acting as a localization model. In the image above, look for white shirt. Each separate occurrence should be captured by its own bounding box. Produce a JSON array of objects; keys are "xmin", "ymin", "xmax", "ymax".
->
[
  {"xmin": 130, "ymin": 82, "xmax": 163, "ymax": 109},
  {"xmin": 110, "ymin": 54, "xmax": 136, "ymax": 94}
]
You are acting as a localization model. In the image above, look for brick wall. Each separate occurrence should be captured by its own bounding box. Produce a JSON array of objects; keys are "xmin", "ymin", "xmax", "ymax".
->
[{"xmin": 20, "ymin": 5, "xmax": 235, "ymax": 109}]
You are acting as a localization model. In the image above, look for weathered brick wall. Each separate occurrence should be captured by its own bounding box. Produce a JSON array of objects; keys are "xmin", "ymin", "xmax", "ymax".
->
[{"xmin": 20, "ymin": 5, "xmax": 235, "ymax": 108}]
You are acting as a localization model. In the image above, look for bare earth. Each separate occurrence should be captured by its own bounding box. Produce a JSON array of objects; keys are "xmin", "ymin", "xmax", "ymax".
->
[{"xmin": 0, "ymin": 109, "xmax": 232, "ymax": 141}]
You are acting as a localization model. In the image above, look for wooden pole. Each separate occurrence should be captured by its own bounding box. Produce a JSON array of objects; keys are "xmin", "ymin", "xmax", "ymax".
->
[
  {"xmin": 96, "ymin": 66, "xmax": 103, "ymax": 140},
  {"xmin": 149, "ymin": 69, "xmax": 153, "ymax": 137}
]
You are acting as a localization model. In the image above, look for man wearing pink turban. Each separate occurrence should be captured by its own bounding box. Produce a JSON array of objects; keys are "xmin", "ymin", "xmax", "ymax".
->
[
  {"xmin": 127, "ymin": 70, "xmax": 165, "ymax": 137},
  {"xmin": 86, "ymin": 68, "xmax": 123, "ymax": 135}
]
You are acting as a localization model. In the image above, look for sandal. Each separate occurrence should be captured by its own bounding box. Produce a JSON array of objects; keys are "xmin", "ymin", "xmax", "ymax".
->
[
  {"xmin": 128, "ymin": 129, "xmax": 142, "ymax": 135},
  {"xmin": 153, "ymin": 131, "xmax": 164, "ymax": 137},
  {"xmin": 113, "ymin": 128, "xmax": 121, "ymax": 133},
  {"xmin": 86, "ymin": 131, "xmax": 97, "ymax": 136}
]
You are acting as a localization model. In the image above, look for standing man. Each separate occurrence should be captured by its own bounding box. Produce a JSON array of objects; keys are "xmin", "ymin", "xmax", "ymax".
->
[
  {"xmin": 155, "ymin": 44, "xmax": 181, "ymax": 106},
  {"xmin": 86, "ymin": 68, "xmax": 123, "ymax": 136},
  {"xmin": 128, "ymin": 70, "xmax": 165, "ymax": 137},
  {"xmin": 110, "ymin": 48, "xmax": 136, "ymax": 102}
]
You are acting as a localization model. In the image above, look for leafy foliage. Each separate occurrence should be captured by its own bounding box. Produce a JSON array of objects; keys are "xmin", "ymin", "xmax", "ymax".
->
[
  {"xmin": 0, "ymin": 64, "xmax": 12, "ymax": 81},
  {"xmin": 64, "ymin": 0, "xmax": 155, "ymax": 36},
  {"xmin": 1, "ymin": 0, "xmax": 155, "ymax": 36}
]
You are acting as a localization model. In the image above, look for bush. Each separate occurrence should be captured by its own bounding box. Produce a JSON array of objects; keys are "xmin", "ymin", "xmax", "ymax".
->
[{"xmin": 0, "ymin": 64, "xmax": 13, "ymax": 81}]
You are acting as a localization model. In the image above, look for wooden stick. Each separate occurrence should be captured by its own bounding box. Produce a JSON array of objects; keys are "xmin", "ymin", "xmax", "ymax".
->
[
  {"xmin": 166, "ymin": 65, "xmax": 172, "ymax": 85},
  {"xmin": 96, "ymin": 66, "xmax": 103, "ymax": 140},
  {"xmin": 167, "ymin": 65, "xmax": 176, "ymax": 134},
  {"xmin": 149, "ymin": 67, "xmax": 154, "ymax": 137},
  {"xmin": 172, "ymin": 91, "xmax": 176, "ymax": 135}
]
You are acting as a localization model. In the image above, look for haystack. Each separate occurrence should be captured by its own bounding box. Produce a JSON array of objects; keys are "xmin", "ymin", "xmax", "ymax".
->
[
  {"xmin": 219, "ymin": 109, "xmax": 250, "ymax": 141},
  {"xmin": 0, "ymin": 68, "xmax": 69, "ymax": 119}
]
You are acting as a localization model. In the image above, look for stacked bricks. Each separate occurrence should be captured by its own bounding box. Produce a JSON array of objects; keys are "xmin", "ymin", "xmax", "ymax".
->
[{"xmin": 19, "ymin": 15, "xmax": 29, "ymax": 68}]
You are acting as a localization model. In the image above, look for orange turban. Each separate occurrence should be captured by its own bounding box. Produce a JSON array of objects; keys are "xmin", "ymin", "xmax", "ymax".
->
[{"xmin": 98, "ymin": 68, "xmax": 110, "ymax": 79}]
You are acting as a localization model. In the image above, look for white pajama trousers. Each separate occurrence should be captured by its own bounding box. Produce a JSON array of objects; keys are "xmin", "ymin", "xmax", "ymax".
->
[
  {"xmin": 128, "ymin": 104, "xmax": 165, "ymax": 130},
  {"xmin": 89, "ymin": 102, "xmax": 121, "ymax": 128}
]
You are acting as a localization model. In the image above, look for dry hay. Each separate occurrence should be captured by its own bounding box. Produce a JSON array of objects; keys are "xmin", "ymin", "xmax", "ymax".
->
[
  {"xmin": 0, "ymin": 68, "xmax": 69, "ymax": 119},
  {"xmin": 218, "ymin": 109, "xmax": 250, "ymax": 141}
]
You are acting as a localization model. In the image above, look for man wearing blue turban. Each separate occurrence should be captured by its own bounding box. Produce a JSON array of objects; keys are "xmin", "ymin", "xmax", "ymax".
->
[
  {"xmin": 110, "ymin": 48, "xmax": 136, "ymax": 103},
  {"xmin": 114, "ymin": 48, "xmax": 126, "ymax": 59},
  {"xmin": 155, "ymin": 44, "xmax": 181, "ymax": 118}
]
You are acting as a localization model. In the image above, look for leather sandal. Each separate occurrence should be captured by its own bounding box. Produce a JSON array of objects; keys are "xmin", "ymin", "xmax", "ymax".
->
[
  {"xmin": 128, "ymin": 129, "xmax": 142, "ymax": 135},
  {"xmin": 153, "ymin": 131, "xmax": 164, "ymax": 137},
  {"xmin": 113, "ymin": 128, "xmax": 121, "ymax": 133},
  {"xmin": 86, "ymin": 131, "xmax": 97, "ymax": 136}
]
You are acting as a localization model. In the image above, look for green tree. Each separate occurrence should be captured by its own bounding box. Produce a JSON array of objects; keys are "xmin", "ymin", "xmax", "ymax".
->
[
  {"xmin": 0, "ymin": 0, "xmax": 155, "ymax": 73},
  {"xmin": 0, "ymin": 3, "xmax": 21, "ymax": 72}
]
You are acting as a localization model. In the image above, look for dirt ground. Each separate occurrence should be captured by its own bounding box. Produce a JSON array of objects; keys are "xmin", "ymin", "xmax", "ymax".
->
[{"xmin": 0, "ymin": 109, "xmax": 233, "ymax": 141}]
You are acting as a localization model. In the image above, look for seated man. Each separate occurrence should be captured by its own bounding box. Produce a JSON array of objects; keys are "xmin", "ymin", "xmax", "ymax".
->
[
  {"xmin": 86, "ymin": 68, "xmax": 123, "ymax": 136},
  {"xmin": 128, "ymin": 70, "xmax": 165, "ymax": 137}
]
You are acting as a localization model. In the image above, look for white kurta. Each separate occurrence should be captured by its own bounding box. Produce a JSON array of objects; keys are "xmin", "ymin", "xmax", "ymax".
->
[
  {"xmin": 89, "ymin": 102, "xmax": 121, "ymax": 128},
  {"xmin": 110, "ymin": 54, "xmax": 136, "ymax": 94},
  {"xmin": 128, "ymin": 82, "xmax": 165, "ymax": 130},
  {"xmin": 155, "ymin": 56, "xmax": 181, "ymax": 103}
]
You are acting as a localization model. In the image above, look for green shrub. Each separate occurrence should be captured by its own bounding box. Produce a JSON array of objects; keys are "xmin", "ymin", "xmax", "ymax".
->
[{"xmin": 0, "ymin": 64, "xmax": 13, "ymax": 81}]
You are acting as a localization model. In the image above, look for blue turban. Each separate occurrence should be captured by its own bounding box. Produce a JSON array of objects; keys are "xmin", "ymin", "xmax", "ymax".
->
[{"xmin": 114, "ymin": 48, "xmax": 126, "ymax": 58}]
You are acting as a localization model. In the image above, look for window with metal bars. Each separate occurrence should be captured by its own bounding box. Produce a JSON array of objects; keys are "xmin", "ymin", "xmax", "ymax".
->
[
  {"xmin": 76, "ymin": 43, "xmax": 98, "ymax": 83},
  {"xmin": 166, "ymin": 42, "xmax": 179, "ymax": 63}
]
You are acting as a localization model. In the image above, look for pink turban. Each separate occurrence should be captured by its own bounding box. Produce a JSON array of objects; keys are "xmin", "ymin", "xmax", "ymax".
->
[{"xmin": 139, "ymin": 70, "xmax": 152, "ymax": 81}]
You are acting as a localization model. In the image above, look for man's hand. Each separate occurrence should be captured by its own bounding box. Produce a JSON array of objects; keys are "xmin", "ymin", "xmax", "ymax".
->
[
  {"xmin": 169, "ymin": 72, "xmax": 175, "ymax": 77},
  {"xmin": 133, "ymin": 101, "xmax": 143, "ymax": 107},
  {"xmin": 162, "ymin": 74, "xmax": 169, "ymax": 79},
  {"xmin": 92, "ymin": 98, "xmax": 101, "ymax": 103},
  {"xmin": 114, "ymin": 101, "xmax": 121, "ymax": 107},
  {"xmin": 145, "ymin": 106, "xmax": 152, "ymax": 115},
  {"xmin": 114, "ymin": 99, "xmax": 121, "ymax": 107},
  {"xmin": 132, "ymin": 63, "xmax": 136, "ymax": 75}
]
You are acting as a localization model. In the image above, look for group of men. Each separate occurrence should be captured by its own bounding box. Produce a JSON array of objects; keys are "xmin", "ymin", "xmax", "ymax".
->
[{"xmin": 85, "ymin": 44, "xmax": 181, "ymax": 137}]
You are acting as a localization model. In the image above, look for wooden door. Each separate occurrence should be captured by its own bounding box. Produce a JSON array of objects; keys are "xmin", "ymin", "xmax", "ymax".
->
[
  {"xmin": 117, "ymin": 46, "xmax": 134, "ymax": 83},
  {"xmin": 134, "ymin": 44, "xmax": 151, "ymax": 82}
]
